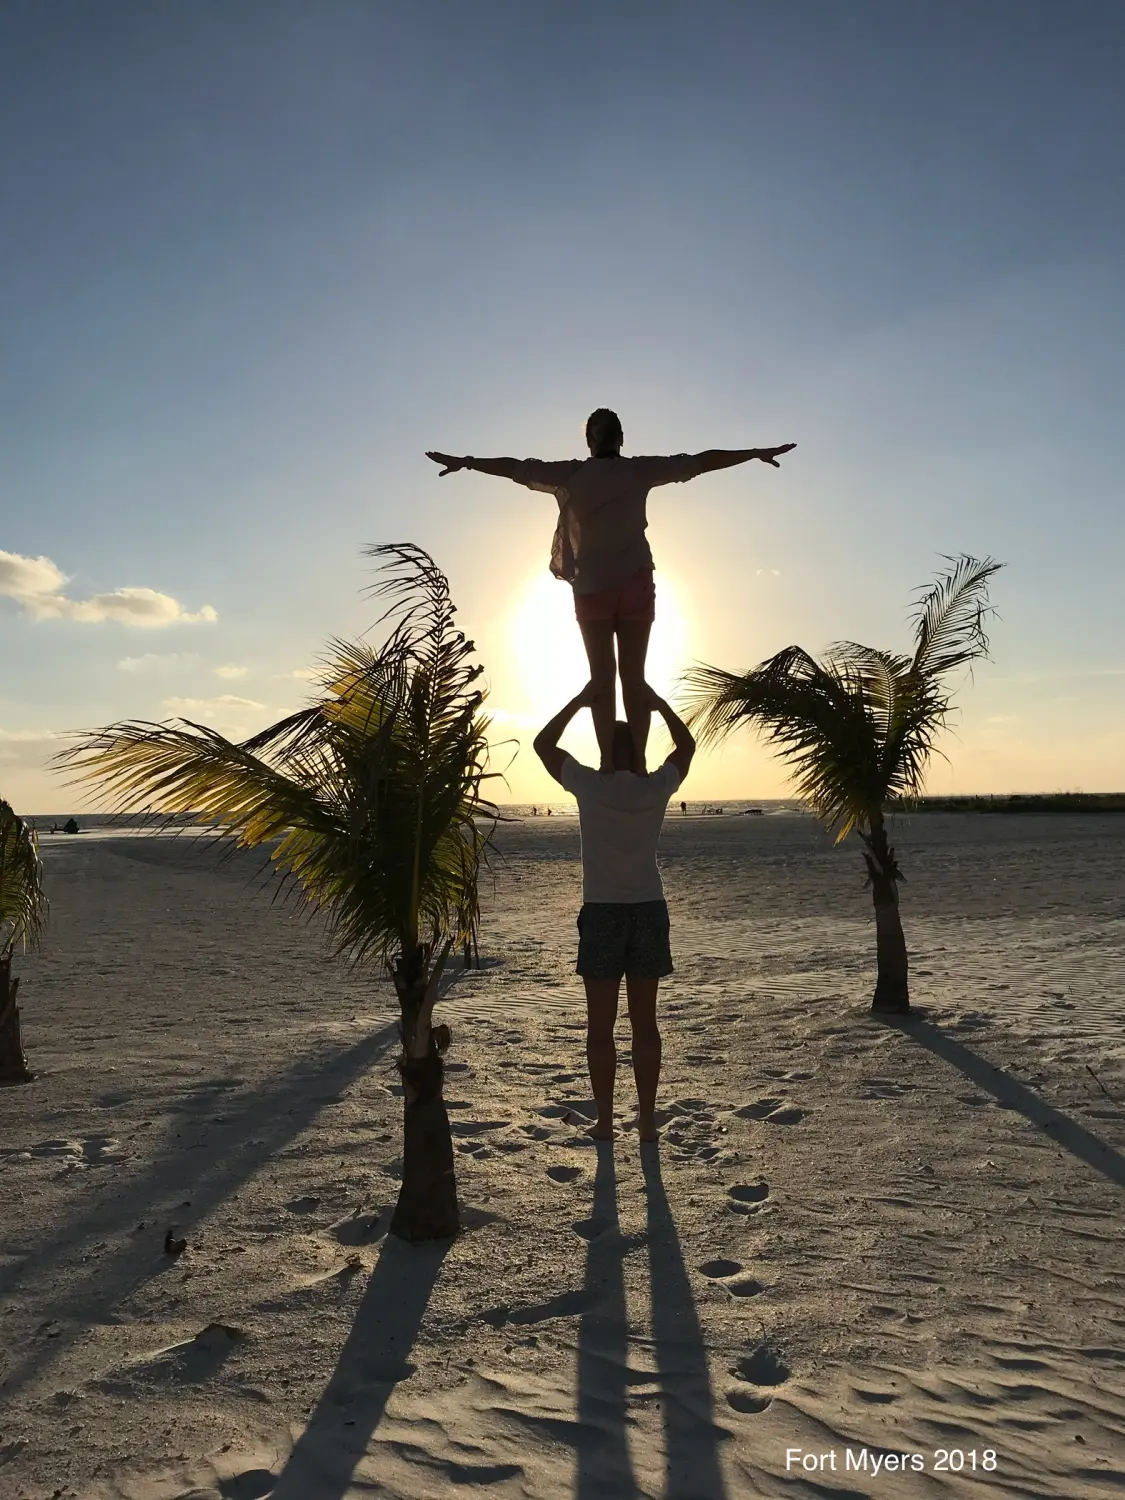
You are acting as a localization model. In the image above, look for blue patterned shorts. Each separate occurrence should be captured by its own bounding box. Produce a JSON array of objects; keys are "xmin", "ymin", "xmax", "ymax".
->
[{"xmin": 576, "ymin": 900, "xmax": 673, "ymax": 980}]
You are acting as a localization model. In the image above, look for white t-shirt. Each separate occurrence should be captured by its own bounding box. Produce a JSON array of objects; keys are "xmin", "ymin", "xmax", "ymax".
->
[{"xmin": 559, "ymin": 756, "xmax": 682, "ymax": 903}]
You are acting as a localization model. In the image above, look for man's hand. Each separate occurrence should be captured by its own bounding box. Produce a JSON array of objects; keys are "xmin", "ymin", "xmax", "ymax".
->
[
  {"xmin": 573, "ymin": 680, "xmax": 602, "ymax": 708},
  {"xmin": 754, "ymin": 443, "xmax": 796, "ymax": 468},
  {"xmin": 426, "ymin": 451, "xmax": 467, "ymax": 476}
]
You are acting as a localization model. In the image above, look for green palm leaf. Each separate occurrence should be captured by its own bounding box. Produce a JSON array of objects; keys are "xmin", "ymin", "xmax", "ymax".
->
[
  {"xmin": 56, "ymin": 547, "xmax": 496, "ymax": 978},
  {"xmin": 0, "ymin": 800, "xmax": 48, "ymax": 953},
  {"xmin": 682, "ymin": 554, "xmax": 1003, "ymax": 841}
]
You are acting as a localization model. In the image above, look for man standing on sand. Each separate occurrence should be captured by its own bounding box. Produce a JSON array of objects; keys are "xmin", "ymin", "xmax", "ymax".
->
[{"xmin": 534, "ymin": 684, "xmax": 694, "ymax": 1142}]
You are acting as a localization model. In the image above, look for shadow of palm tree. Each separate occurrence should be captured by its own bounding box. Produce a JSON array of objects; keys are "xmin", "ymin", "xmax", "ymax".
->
[
  {"xmin": 2, "ymin": 1022, "xmax": 398, "ymax": 1398},
  {"xmin": 270, "ymin": 1234, "xmax": 450, "ymax": 1499},
  {"xmin": 642, "ymin": 1147, "xmax": 729, "ymax": 1500},
  {"xmin": 576, "ymin": 1141, "xmax": 638, "ymax": 1498},
  {"xmin": 885, "ymin": 1014, "xmax": 1125, "ymax": 1190}
]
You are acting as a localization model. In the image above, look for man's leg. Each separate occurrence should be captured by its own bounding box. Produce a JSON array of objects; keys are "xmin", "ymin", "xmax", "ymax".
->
[
  {"xmin": 625, "ymin": 976, "xmax": 662, "ymax": 1142},
  {"xmin": 616, "ymin": 617, "xmax": 653, "ymax": 773},
  {"xmin": 578, "ymin": 618, "xmax": 618, "ymax": 772},
  {"xmin": 583, "ymin": 977, "xmax": 621, "ymax": 1139}
]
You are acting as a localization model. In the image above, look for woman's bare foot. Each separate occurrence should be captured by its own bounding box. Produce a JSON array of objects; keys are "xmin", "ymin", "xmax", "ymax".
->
[
  {"xmin": 636, "ymin": 1115, "xmax": 659, "ymax": 1143},
  {"xmin": 586, "ymin": 1119, "xmax": 615, "ymax": 1141}
]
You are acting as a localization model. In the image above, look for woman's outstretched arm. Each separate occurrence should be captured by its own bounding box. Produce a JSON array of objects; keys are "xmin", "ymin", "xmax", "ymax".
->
[
  {"xmin": 688, "ymin": 443, "xmax": 796, "ymax": 474},
  {"xmin": 426, "ymin": 452, "xmax": 525, "ymax": 479},
  {"xmin": 426, "ymin": 452, "xmax": 581, "ymax": 491}
]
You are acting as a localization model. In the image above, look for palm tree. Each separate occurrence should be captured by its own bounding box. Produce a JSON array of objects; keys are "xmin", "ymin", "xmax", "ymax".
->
[
  {"xmin": 57, "ymin": 544, "xmax": 495, "ymax": 1239},
  {"xmin": 683, "ymin": 555, "xmax": 1002, "ymax": 1015},
  {"xmin": 0, "ymin": 799, "xmax": 48, "ymax": 1084}
]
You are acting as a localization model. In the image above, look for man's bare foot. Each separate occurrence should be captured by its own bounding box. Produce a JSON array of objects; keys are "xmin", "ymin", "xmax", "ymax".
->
[
  {"xmin": 637, "ymin": 1116, "xmax": 659, "ymax": 1143},
  {"xmin": 586, "ymin": 1120, "xmax": 615, "ymax": 1141}
]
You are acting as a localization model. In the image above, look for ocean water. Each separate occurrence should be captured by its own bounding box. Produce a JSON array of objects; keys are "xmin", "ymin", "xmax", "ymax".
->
[{"xmin": 498, "ymin": 798, "xmax": 810, "ymax": 820}]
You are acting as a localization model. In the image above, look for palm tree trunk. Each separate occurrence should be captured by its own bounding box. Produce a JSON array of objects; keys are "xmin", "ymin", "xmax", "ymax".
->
[
  {"xmin": 390, "ymin": 958, "xmax": 459, "ymax": 1241},
  {"xmin": 0, "ymin": 949, "xmax": 33, "ymax": 1085},
  {"xmin": 863, "ymin": 821, "xmax": 909, "ymax": 1015},
  {"xmin": 392, "ymin": 1049, "xmax": 458, "ymax": 1241}
]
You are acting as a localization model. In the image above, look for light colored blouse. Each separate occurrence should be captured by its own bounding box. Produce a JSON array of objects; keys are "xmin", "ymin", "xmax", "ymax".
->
[{"xmin": 508, "ymin": 453, "xmax": 709, "ymax": 595}]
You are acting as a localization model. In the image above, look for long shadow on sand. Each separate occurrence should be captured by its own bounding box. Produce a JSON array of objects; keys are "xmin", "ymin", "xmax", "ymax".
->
[
  {"xmin": 642, "ymin": 1148, "xmax": 729, "ymax": 1500},
  {"xmin": 269, "ymin": 1234, "xmax": 450, "ymax": 1499},
  {"xmin": 576, "ymin": 1142, "xmax": 637, "ymax": 1498},
  {"xmin": 887, "ymin": 1014, "xmax": 1125, "ymax": 1190},
  {"xmin": 1, "ymin": 1021, "xmax": 398, "ymax": 1398}
]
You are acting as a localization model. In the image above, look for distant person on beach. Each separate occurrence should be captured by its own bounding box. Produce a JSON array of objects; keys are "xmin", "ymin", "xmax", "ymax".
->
[
  {"xmin": 680, "ymin": 800, "xmax": 687, "ymax": 816},
  {"xmin": 427, "ymin": 410, "xmax": 793, "ymax": 772},
  {"xmin": 534, "ymin": 683, "xmax": 695, "ymax": 1142}
]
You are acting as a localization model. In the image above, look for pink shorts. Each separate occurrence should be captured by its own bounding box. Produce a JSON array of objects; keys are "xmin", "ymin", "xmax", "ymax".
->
[{"xmin": 573, "ymin": 567, "xmax": 655, "ymax": 625}]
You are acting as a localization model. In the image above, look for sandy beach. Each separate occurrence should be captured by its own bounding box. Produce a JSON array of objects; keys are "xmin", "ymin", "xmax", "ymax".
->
[{"xmin": 1, "ymin": 811, "xmax": 1123, "ymax": 1498}]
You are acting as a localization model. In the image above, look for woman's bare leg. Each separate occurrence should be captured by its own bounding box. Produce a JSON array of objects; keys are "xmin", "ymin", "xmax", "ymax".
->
[
  {"xmin": 625, "ymin": 975, "xmax": 661, "ymax": 1140},
  {"xmin": 584, "ymin": 977, "xmax": 620, "ymax": 1139},
  {"xmin": 616, "ymin": 618, "xmax": 653, "ymax": 773},
  {"xmin": 578, "ymin": 618, "xmax": 618, "ymax": 772}
]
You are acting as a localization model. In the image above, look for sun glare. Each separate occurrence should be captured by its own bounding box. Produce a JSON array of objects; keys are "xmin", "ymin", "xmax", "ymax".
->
[{"xmin": 509, "ymin": 570, "xmax": 690, "ymax": 725}]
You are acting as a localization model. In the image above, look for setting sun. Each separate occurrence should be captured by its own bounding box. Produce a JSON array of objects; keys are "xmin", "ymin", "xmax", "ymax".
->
[{"xmin": 509, "ymin": 569, "xmax": 690, "ymax": 725}]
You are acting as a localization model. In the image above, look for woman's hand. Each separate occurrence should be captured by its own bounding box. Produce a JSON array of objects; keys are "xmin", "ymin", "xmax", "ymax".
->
[
  {"xmin": 426, "ymin": 451, "xmax": 467, "ymax": 476},
  {"xmin": 753, "ymin": 443, "xmax": 796, "ymax": 467}
]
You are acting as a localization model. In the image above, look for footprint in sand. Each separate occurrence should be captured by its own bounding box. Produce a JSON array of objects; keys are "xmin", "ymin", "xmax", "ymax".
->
[
  {"xmin": 860, "ymin": 1078, "xmax": 917, "ymax": 1099},
  {"xmin": 734, "ymin": 1098, "xmax": 804, "ymax": 1125},
  {"xmin": 547, "ymin": 1165, "xmax": 582, "ymax": 1183},
  {"xmin": 699, "ymin": 1258, "xmax": 765, "ymax": 1297},
  {"xmin": 700, "ymin": 1258, "xmax": 742, "ymax": 1279},
  {"xmin": 725, "ymin": 1345, "xmax": 790, "ymax": 1413},
  {"xmin": 450, "ymin": 1119, "xmax": 509, "ymax": 1136},
  {"xmin": 726, "ymin": 1275, "xmax": 765, "ymax": 1298},
  {"xmin": 325, "ymin": 1209, "xmax": 387, "ymax": 1245},
  {"xmin": 571, "ymin": 1217, "xmax": 609, "ymax": 1241},
  {"xmin": 727, "ymin": 1182, "xmax": 770, "ymax": 1215},
  {"xmin": 285, "ymin": 1195, "xmax": 322, "ymax": 1215}
]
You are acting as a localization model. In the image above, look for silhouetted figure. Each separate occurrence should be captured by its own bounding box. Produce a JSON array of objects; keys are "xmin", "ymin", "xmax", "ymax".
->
[
  {"xmin": 534, "ymin": 684, "xmax": 696, "ymax": 1142},
  {"xmin": 680, "ymin": 800, "xmax": 687, "ymax": 816},
  {"xmin": 63, "ymin": 818, "xmax": 79, "ymax": 835},
  {"xmin": 427, "ymin": 411, "xmax": 794, "ymax": 774}
]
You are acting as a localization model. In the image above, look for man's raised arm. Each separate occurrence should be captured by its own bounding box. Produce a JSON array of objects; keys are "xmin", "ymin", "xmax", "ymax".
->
[
  {"xmin": 649, "ymin": 691, "xmax": 696, "ymax": 780},
  {"xmin": 533, "ymin": 685, "xmax": 596, "ymax": 784}
]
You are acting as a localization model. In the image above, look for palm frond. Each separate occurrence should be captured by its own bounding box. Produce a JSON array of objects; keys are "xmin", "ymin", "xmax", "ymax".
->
[
  {"xmin": 0, "ymin": 799, "xmax": 48, "ymax": 952},
  {"xmin": 56, "ymin": 545, "xmax": 496, "ymax": 982},
  {"xmin": 681, "ymin": 555, "xmax": 1003, "ymax": 841},
  {"xmin": 683, "ymin": 649, "xmax": 885, "ymax": 839},
  {"xmin": 910, "ymin": 554, "xmax": 1003, "ymax": 678}
]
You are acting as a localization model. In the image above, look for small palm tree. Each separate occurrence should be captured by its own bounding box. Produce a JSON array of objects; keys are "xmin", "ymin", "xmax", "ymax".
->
[
  {"xmin": 683, "ymin": 555, "xmax": 1002, "ymax": 1015},
  {"xmin": 0, "ymin": 799, "xmax": 48, "ymax": 1084},
  {"xmin": 57, "ymin": 544, "xmax": 495, "ymax": 1239}
]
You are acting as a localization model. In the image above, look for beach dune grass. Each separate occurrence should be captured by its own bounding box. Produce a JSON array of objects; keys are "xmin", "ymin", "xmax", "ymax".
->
[
  {"xmin": 0, "ymin": 797, "xmax": 47, "ymax": 1084},
  {"xmin": 684, "ymin": 553, "xmax": 1003, "ymax": 1015},
  {"xmin": 56, "ymin": 543, "xmax": 496, "ymax": 1242}
]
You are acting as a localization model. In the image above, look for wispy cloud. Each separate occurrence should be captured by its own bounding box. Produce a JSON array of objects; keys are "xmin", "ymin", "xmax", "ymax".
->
[
  {"xmin": 164, "ymin": 694, "xmax": 265, "ymax": 715},
  {"xmin": 214, "ymin": 664, "xmax": 248, "ymax": 679},
  {"xmin": 0, "ymin": 728, "xmax": 67, "ymax": 762},
  {"xmin": 0, "ymin": 549, "xmax": 216, "ymax": 627},
  {"xmin": 278, "ymin": 667, "xmax": 319, "ymax": 681},
  {"xmin": 118, "ymin": 652, "xmax": 200, "ymax": 674}
]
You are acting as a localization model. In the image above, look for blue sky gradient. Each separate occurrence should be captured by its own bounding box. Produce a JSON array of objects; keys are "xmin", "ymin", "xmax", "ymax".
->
[{"xmin": 3, "ymin": 2, "xmax": 1123, "ymax": 806}]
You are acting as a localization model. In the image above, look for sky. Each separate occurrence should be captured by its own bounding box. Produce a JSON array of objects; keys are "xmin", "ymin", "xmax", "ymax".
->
[{"xmin": 2, "ymin": 0, "xmax": 1124, "ymax": 811}]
